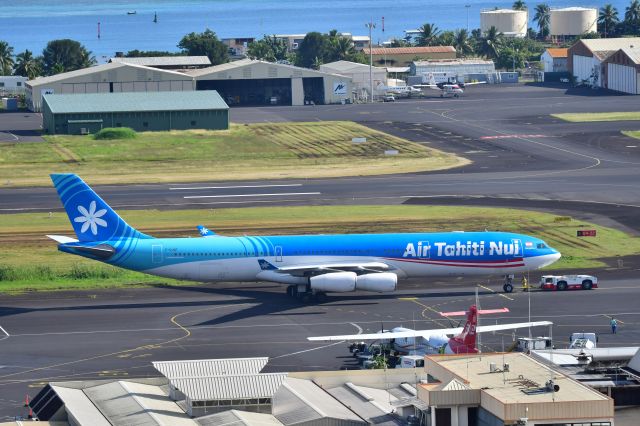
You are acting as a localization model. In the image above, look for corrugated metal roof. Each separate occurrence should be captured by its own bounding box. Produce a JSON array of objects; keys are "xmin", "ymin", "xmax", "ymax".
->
[
  {"xmin": 120, "ymin": 381, "xmax": 197, "ymax": 426},
  {"xmin": 441, "ymin": 378, "xmax": 471, "ymax": 391},
  {"xmin": 320, "ymin": 60, "xmax": 385, "ymax": 73},
  {"xmin": 413, "ymin": 59, "xmax": 494, "ymax": 66},
  {"xmin": 27, "ymin": 62, "xmax": 191, "ymax": 86},
  {"xmin": 110, "ymin": 56, "xmax": 211, "ymax": 67},
  {"xmin": 366, "ymin": 46, "xmax": 456, "ymax": 55},
  {"xmin": 387, "ymin": 67, "xmax": 410, "ymax": 73},
  {"xmin": 621, "ymin": 47, "xmax": 640, "ymax": 65},
  {"xmin": 84, "ymin": 381, "xmax": 158, "ymax": 425},
  {"xmin": 545, "ymin": 48, "xmax": 568, "ymax": 58},
  {"xmin": 173, "ymin": 373, "xmax": 287, "ymax": 401},
  {"xmin": 187, "ymin": 58, "xmax": 348, "ymax": 79},
  {"xmin": 43, "ymin": 90, "xmax": 227, "ymax": 114},
  {"xmin": 327, "ymin": 384, "xmax": 400, "ymax": 425},
  {"xmin": 197, "ymin": 410, "xmax": 284, "ymax": 426},
  {"xmin": 593, "ymin": 50, "xmax": 616, "ymax": 61},
  {"xmin": 50, "ymin": 385, "xmax": 111, "ymax": 426},
  {"xmin": 579, "ymin": 37, "xmax": 640, "ymax": 54},
  {"xmin": 153, "ymin": 358, "xmax": 268, "ymax": 379}
]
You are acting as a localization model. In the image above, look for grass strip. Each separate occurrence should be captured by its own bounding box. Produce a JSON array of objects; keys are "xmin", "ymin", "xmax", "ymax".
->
[
  {"xmin": 1, "ymin": 205, "xmax": 637, "ymax": 293},
  {"xmin": 552, "ymin": 112, "xmax": 640, "ymax": 122},
  {"xmin": 0, "ymin": 121, "xmax": 468, "ymax": 187}
]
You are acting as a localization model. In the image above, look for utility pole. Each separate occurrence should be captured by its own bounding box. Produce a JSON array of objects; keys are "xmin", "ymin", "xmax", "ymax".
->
[
  {"xmin": 465, "ymin": 5, "xmax": 471, "ymax": 33},
  {"xmin": 366, "ymin": 19, "xmax": 376, "ymax": 103}
]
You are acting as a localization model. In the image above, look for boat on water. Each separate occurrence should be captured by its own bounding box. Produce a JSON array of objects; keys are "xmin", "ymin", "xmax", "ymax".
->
[{"xmin": 127, "ymin": 11, "xmax": 137, "ymax": 15}]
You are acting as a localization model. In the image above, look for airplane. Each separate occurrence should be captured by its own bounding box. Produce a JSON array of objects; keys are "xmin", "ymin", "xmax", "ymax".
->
[
  {"xmin": 47, "ymin": 174, "xmax": 561, "ymax": 301},
  {"xmin": 376, "ymin": 83, "xmax": 422, "ymax": 97},
  {"xmin": 416, "ymin": 73, "xmax": 486, "ymax": 98},
  {"xmin": 308, "ymin": 305, "xmax": 553, "ymax": 355}
]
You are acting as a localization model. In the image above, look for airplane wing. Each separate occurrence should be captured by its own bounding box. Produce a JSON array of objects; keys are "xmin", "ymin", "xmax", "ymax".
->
[
  {"xmin": 307, "ymin": 327, "xmax": 463, "ymax": 342},
  {"xmin": 476, "ymin": 321, "xmax": 552, "ymax": 333},
  {"xmin": 259, "ymin": 259, "xmax": 390, "ymax": 275},
  {"xmin": 307, "ymin": 321, "xmax": 553, "ymax": 342},
  {"xmin": 461, "ymin": 81, "xmax": 486, "ymax": 86}
]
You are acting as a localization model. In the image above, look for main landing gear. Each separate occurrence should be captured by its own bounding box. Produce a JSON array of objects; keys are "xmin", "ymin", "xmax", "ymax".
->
[
  {"xmin": 286, "ymin": 284, "xmax": 327, "ymax": 303},
  {"xmin": 503, "ymin": 274, "xmax": 515, "ymax": 293}
]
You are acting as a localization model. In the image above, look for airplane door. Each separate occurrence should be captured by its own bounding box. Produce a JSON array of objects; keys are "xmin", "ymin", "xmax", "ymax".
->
[
  {"xmin": 152, "ymin": 244, "xmax": 163, "ymax": 264},
  {"xmin": 275, "ymin": 246, "xmax": 283, "ymax": 262}
]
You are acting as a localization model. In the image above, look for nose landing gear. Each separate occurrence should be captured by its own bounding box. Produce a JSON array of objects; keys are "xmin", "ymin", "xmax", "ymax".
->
[{"xmin": 503, "ymin": 274, "xmax": 515, "ymax": 293}]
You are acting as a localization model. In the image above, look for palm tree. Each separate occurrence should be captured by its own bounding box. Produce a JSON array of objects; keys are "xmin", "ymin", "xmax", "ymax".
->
[
  {"xmin": 513, "ymin": 0, "xmax": 527, "ymax": 11},
  {"xmin": 598, "ymin": 4, "xmax": 619, "ymax": 37},
  {"xmin": 0, "ymin": 41, "xmax": 14, "ymax": 76},
  {"xmin": 477, "ymin": 26, "xmax": 502, "ymax": 59},
  {"xmin": 625, "ymin": 0, "xmax": 640, "ymax": 23},
  {"xmin": 454, "ymin": 29, "xmax": 473, "ymax": 57},
  {"xmin": 333, "ymin": 37, "xmax": 356, "ymax": 61},
  {"xmin": 533, "ymin": 3, "xmax": 551, "ymax": 38},
  {"xmin": 13, "ymin": 49, "xmax": 40, "ymax": 79},
  {"xmin": 416, "ymin": 23, "xmax": 441, "ymax": 46}
]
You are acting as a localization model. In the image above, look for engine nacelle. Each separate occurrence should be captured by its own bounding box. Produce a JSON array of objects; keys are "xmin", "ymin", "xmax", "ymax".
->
[
  {"xmin": 356, "ymin": 273, "xmax": 397, "ymax": 292},
  {"xmin": 310, "ymin": 272, "xmax": 356, "ymax": 293}
]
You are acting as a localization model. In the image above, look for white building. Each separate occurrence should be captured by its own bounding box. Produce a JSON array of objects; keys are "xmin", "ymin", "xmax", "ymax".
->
[
  {"xmin": 604, "ymin": 48, "xmax": 640, "ymax": 94},
  {"xmin": 568, "ymin": 37, "xmax": 640, "ymax": 87},
  {"xmin": 0, "ymin": 75, "xmax": 28, "ymax": 95},
  {"xmin": 541, "ymin": 48, "xmax": 568, "ymax": 73},
  {"xmin": 319, "ymin": 60, "xmax": 387, "ymax": 100}
]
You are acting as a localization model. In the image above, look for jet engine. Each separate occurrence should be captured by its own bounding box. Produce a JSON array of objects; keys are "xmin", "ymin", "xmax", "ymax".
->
[
  {"xmin": 356, "ymin": 273, "xmax": 397, "ymax": 292},
  {"xmin": 310, "ymin": 272, "xmax": 356, "ymax": 292}
]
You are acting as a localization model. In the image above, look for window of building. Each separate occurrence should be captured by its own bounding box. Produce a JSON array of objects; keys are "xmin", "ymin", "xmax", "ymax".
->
[
  {"xmin": 143, "ymin": 122, "xmax": 148, "ymax": 128},
  {"xmin": 191, "ymin": 120, "xmax": 196, "ymax": 126},
  {"xmin": 16, "ymin": 82, "xmax": 22, "ymax": 86}
]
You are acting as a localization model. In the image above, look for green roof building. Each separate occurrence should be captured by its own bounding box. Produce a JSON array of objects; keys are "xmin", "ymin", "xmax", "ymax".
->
[{"xmin": 42, "ymin": 90, "xmax": 229, "ymax": 135}]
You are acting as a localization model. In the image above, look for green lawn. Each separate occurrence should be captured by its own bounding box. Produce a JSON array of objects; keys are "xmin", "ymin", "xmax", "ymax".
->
[
  {"xmin": 552, "ymin": 112, "xmax": 640, "ymax": 122},
  {"xmin": 623, "ymin": 130, "xmax": 640, "ymax": 140},
  {"xmin": 0, "ymin": 122, "xmax": 468, "ymax": 187},
  {"xmin": 1, "ymin": 205, "xmax": 637, "ymax": 292}
]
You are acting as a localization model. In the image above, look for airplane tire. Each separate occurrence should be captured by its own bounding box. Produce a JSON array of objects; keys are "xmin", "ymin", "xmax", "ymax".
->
[
  {"xmin": 300, "ymin": 292, "xmax": 312, "ymax": 303},
  {"xmin": 503, "ymin": 283, "xmax": 513, "ymax": 293},
  {"xmin": 582, "ymin": 280, "xmax": 593, "ymax": 290},
  {"xmin": 286, "ymin": 285, "xmax": 294, "ymax": 297}
]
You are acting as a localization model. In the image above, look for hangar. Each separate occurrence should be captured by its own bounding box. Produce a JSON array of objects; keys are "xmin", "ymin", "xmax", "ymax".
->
[
  {"xmin": 319, "ymin": 60, "xmax": 387, "ymax": 99},
  {"xmin": 42, "ymin": 90, "xmax": 229, "ymax": 134},
  {"xmin": 188, "ymin": 59, "xmax": 352, "ymax": 106},
  {"xmin": 568, "ymin": 37, "xmax": 640, "ymax": 87},
  {"xmin": 603, "ymin": 48, "xmax": 640, "ymax": 94},
  {"xmin": 26, "ymin": 62, "xmax": 195, "ymax": 111}
]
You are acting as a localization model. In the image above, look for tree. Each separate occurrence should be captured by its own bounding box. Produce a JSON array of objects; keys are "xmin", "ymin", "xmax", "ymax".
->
[
  {"xmin": 533, "ymin": 4, "xmax": 551, "ymax": 38},
  {"xmin": 624, "ymin": 0, "xmax": 640, "ymax": 33},
  {"xmin": 416, "ymin": 23, "xmax": 441, "ymax": 46},
  {"xmin": 477, "ymin": 26, "xmax": 503, "ymax": 59},
  {"xmin": 454, "ymin": 29, "xmax": 474, "ymax": 57},
  {"xmin": 599, "ymin": 4, "xmax": 619, "ymax": 37},
  {"xmin": 178, "ymin": 29, "xmax": 228, "ymax": 65},
  {"xmin": 438, "ymin": 30, "xmax": 456, "ymax": 47},
  {"xmin": 513, "ymin": 0, "xmax": 527, "ymax": 10},
  {"xmin": 247, "ymin": 35, "xmax": 288, "ymax": 62},
  {"xmin": 125, "ymin": 50, "xmax": 184, "ymax": 57},
  {"xmin": 389, "ymin": 38, "xmax": 411, "ymax": 47},
  {"xmin": 41, "ymin": 39, "xmax": 95, "ymax": 75},
  {"xmin": 0, "ymin": 41, "xmax": 14, "ymax": 76},
  {"xmin": 13, "ymin": 49, "xmax": 41, "ymax": 79},
  {"xmin": 296, "ymin": 32, "xmax": 328, "ymax": 68}
]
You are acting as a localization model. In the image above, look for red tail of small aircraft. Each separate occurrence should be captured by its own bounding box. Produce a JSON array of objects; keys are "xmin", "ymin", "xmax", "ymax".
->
[{"xmin": 441, "ymin": 305, "xmax": 508, "ymax": 354}]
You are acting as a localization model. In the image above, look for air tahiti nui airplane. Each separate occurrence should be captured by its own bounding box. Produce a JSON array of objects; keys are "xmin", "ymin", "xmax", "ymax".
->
[{"xmin": 48, "ymin": 174, "xmax": 561, "ymax": 301}]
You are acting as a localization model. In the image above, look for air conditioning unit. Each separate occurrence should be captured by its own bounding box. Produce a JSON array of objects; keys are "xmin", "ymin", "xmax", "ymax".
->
[{"xmin": 80, "ymin": 128, "xmax": 89, "ymax": 135}]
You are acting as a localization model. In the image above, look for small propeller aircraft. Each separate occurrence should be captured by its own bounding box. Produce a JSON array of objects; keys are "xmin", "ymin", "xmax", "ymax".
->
[
  {"xmin": 416, "ymin": 73, "xmax": 486, "ymax": 98},
  {"xmin": 308, "ymin": 305, "xmax": 552, "ymax": 355}
]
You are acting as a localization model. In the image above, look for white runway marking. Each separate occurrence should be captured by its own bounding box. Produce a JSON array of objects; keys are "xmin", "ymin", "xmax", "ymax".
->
[
  {"xmin": 183, "ymin": 192, "xmax": 320, "ymax": 199},
  {"xmin": 170, "ymin": 184, "xmax": 302, "ymax": 191},
  {"xmin": 0, "ymin": 326, "xmax": 9, "ymax": 341}
]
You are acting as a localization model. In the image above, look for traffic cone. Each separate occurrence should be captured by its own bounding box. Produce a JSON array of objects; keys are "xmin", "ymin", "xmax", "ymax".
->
[
  {"xmin": 23, "ymin": 394, "xmax": 29, "ymax": 407},
  {"xmin": 28, "ymin": 406, "xmax": 33, "ymax": 419}
]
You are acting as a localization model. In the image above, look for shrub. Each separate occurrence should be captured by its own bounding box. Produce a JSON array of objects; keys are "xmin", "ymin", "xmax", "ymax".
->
[{"xmin": 93, "ymin": 127, "xmax": 137, "ymax": 140}]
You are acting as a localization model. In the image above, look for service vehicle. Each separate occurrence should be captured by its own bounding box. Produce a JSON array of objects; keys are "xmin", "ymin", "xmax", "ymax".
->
[
  {"xmin": 398, "ymin": 355, "xmax": 425, "ymax": 368},
  {"xmin": 540, "ymin": 274, "xmax": 597, "ymax": 291},
  {"xmin": 569, "ymin": 332, "xmax": 598, "ymax": 349}
]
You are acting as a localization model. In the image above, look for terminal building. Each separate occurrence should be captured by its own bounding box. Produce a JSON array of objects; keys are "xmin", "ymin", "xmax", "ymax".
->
[{"xmin": 27, "ymin": 354, "xmax": 615, "ymax": 426}]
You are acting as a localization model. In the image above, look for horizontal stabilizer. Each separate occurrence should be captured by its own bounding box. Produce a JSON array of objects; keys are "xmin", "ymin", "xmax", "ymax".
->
[
  {"xmin": 440, "ymin": 308, "xmax": 509, "ymax": 317},
  {"xmin": 46, "ymin": 235, "xmax": 79, "ymax": 244}
]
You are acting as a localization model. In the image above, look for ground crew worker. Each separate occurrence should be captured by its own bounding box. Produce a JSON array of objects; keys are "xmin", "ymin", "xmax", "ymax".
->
[
  {"xmin": 611, "ymin": 318, "xmax": 618, "ymax": 334},
  {"xmin": 521, "ymin": 276, "xmax": 528, "ymax": 291}
]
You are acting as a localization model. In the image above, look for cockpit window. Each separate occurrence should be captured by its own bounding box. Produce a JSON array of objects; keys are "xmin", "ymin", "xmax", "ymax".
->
[{"xmin": 537, "ymin": 243, "xmax": 547, "ymax": 249}]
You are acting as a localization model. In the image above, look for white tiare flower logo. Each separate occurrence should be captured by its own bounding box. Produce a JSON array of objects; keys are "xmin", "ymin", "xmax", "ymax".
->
[{"xmin": 74, "ymin": 201, "xmax": 107, "ymax": 235}]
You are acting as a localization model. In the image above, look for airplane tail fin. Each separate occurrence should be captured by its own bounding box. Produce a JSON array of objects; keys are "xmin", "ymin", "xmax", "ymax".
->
[
  {"xmin": 448, "ymin": 305, "xmax": 479, "ymax": 354},
  {"xmin": 50, "ymin": 174, "xmax": 152, "ymax": 242}
]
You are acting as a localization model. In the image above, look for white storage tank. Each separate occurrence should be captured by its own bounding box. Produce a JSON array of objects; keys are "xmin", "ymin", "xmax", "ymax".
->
[
  {"xmin": 480, "ymin": 9, "xmax": 528, "ymax": 37},
  {"xmin": 550, "ymin": 7, "xmax": 597, "ymax": 36}
]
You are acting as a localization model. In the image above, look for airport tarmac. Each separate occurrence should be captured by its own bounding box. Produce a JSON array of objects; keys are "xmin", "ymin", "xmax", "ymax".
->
[
  {"xmin": 2, "ymin": 276, "xmax": 640, "ymax": 420},
  {"xmin": 1, "ymin": 83, "xmax": 640, "ymax": 421}
]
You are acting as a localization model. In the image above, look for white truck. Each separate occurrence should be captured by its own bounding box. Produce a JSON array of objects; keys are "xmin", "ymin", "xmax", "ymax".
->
[
  {"xmin": 398, "ymin": 355, "xmax": 425, "ymax": 368},
  {"xmin": 569, "ymin": 332, "xmax": 598, "ymax": 349},
  {"xmin": 540, "ymin": 274, "xmax": 597, "ymax": 291}
]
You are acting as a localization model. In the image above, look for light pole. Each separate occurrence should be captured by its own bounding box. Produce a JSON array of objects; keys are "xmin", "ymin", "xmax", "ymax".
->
[
  {"xmin": 366, "ymin": 19, "xmax": 376, "ymax": 102},
  {"xmin": 465, "ymin": 5, "xmax": 471, "ymax": 33},
  {"xmin": 513, "ymin": 48, "xmax": 519, "ymax": 72}
]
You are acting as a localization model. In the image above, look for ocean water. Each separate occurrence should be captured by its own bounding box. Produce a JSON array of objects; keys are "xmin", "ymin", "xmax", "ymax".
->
[{"xmin": 0, "ymin": 0, "xmax": 625, "ymax": 61}]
